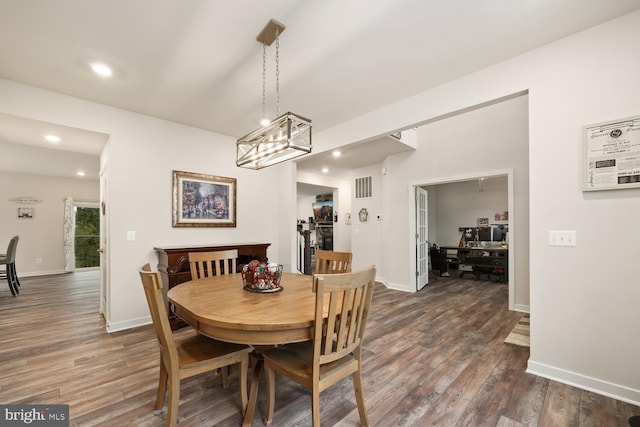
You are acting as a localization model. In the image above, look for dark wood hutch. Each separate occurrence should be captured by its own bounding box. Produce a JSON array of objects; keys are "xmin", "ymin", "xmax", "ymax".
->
[{"xmin": 154, "ymin": 242, "xmax": 270, "ymax": 329}]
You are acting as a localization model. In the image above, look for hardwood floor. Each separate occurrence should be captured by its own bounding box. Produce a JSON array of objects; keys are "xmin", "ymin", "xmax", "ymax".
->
[{"xmin": 1, "ymin": 271, "xmax": 638, "ymax": 426}]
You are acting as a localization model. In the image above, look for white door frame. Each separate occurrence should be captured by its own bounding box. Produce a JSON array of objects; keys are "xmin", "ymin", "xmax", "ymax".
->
[{"xmin": 408, "ymin": 168, "xmax": 515, "ymax": 309}]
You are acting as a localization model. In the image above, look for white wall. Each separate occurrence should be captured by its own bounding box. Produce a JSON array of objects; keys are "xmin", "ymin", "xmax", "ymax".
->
[
  {"xmin": 297, "ymin": 194, "xmax": 316, "ymax": 223},
  {"xmin": 0, "ymin": 171, "xmax": 99, "ymax": 275},
  {"xmin": 0, "ymin": 79, "xmax": 291, "ymax": 332},
  {"xmin": 428, "ymin": 177, "xmax": 508, "ymax": 247},
  {"xmin": 350, "ymin": 164, "xmax": 384, "ymax": 274},
  {"xmin": 310, "ymin": 11, "xmax": 640, "ymax": 404}
]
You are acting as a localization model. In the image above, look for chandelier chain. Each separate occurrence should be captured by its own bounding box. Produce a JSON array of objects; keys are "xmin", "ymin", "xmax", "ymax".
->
[
  {"xmin": 262, "ymin": 42, "xmax": 267, "ymax": 121},
  {"xmin": 275, "ymin": 27, "xmax": 280, "ymax": 116}
]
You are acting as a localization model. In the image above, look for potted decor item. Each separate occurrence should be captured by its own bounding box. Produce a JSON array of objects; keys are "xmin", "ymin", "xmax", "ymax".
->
[{"xmin": 242, "ymin": 260, "xmax": 283, "ymax": 292}]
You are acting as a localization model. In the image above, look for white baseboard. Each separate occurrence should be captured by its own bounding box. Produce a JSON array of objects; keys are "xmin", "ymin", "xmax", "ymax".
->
[
  {"xmin": 18, "ymin": 269, "xmax": 68, "ymax": 277},
  {"xmin": 377, "ymin": 276, "xmax": 413, "ymax": 292},
  {"xmin": 106, "ymin": 316, "xmax": 151, "ymax": 333},
  {"xmin": 512, "ymin": 303, "xmax": 530, "ymax": 313},
  {"xmin": 527, "ymin": 360, "xmax": 640, "ymax": 406}
]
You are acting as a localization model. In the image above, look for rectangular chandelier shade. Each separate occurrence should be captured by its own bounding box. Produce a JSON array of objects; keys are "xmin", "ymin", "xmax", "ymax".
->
[{"xmin": 236, "ymin": 112, "xmax": 312, "ymax": 170}]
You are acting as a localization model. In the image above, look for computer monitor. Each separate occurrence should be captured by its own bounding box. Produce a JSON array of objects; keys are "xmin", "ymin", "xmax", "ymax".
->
[
  {"xmin": 478, "ymin": 227, "xmax": 491, "ymax": 241},
  {"xmin": 492, "ymin": 225, "xmax": 508, "ymax": 242}
]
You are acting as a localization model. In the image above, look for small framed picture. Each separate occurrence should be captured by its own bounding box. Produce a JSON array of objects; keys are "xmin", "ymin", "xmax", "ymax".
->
[
  {"xmin": 358, "ymin": 208, "xmax": 368, "ymax": 222},
  {"xmin": 494, "ymin": 211, "xmax": 508, "ymax": 223},
  {"xmin": 17, "ymin": 207, "xmax": 34, "ymax": 219}
]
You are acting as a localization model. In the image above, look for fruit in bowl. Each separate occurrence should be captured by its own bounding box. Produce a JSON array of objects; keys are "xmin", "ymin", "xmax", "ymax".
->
[{"xmin": 242, "ymin": 261, "xmax": 283, "ymax": 292}]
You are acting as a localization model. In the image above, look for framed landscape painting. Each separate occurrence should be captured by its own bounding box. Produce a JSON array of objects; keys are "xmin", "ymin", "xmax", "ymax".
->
[{"xmin": 172, "ymin": 170, "xmax": 236, "ymax": 227}]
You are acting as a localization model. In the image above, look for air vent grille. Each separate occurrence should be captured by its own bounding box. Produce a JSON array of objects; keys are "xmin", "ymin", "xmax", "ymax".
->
[{"xmin": 355, "ymin": 176, "xmax": 372, "ymax": 199}]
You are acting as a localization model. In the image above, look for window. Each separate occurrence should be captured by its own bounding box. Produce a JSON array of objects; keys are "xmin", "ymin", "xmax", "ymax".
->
[{"xmin": 75, "ymin": 206, "xmax": 100, "ymax": 268}]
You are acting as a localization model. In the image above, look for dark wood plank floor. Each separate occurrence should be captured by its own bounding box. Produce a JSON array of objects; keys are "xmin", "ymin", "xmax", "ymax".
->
[{"xmin": 1, "ymin": 271, "xmax": 638, "ymax": 426}]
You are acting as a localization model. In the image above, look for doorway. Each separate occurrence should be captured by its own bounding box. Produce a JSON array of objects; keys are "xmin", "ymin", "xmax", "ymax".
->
[
  {"xmin": 411, "ymin": 170, "xmax": 515, "ymax": 309},
  {"xmin": 74, "ymin": 205, "xmax": 100, "ymax": 269}
]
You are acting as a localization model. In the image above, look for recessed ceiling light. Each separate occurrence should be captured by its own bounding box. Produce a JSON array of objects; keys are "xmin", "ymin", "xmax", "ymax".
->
[
  {"xmin": 321, "ymin": 167, "xmax": 329, "ymax": 173},
  {"xmin": 91, "ymin": 62, "xmax": 113, "ymax": 77},
  {"xmin": 332, "ymin": 150, "xmax": 341, "ymax": 158},
  {"xmin": 77, "ymin": 171, "xmax": 86, "ymax": 176},
  {"xmin": 43, "ymin": 134, "xmax": 61, "ymax": 143}
]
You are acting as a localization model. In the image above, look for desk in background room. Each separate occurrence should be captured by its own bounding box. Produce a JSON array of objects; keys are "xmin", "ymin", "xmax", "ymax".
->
[{"xmin": 438, "ymin": 246, "xmax": 508, "ymax": 282}]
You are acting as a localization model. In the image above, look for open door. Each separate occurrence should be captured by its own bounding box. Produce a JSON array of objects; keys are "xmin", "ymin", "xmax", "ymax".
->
[
  {"xmin": 99, "ymin": 174, "xmax": 108, "ymax": 318},
  {"xmin": 416, "ymin": 186, "xmax": 428, "ymax": 290}
]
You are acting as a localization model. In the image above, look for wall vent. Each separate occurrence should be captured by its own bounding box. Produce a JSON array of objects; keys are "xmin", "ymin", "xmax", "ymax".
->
[{"xmin": 355, "ymin": 176, "xmax": 372, "ymax": 199}]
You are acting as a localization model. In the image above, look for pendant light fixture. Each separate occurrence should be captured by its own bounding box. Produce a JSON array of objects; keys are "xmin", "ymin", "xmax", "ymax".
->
[{"xmin": 236, "ymin": 19, "xmax": 312, "ymax": 170}]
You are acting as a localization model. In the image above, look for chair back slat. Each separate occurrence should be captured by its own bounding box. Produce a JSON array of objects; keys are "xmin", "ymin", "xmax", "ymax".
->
[
  {"xmin": 314, "ymin": 250, "xmax": 352, "ymax": 274},
  {"xmin": 313, "ymin": 266, "xmax": 375, "ymax": 366},
  {"xmin": 334, "ymin": 287, "xmax": 352, "ymax": 351},
  {"xmin": 188, "ymin": 250, "xmax": 238, "ymax": 280},
  {"xmin": 345, "ymin": 286, "xmax": 364, "ymax": 346}
]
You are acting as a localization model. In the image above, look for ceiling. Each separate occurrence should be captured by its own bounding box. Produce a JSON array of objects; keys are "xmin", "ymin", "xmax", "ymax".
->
[{"xmin": 1, "ymin": 1, "xmax": 639, "ymax": 179}]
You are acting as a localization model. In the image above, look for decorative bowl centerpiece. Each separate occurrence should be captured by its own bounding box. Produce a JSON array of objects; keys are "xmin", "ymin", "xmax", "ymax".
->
[{"xmin": 242, "ymin": 260, "xmax": 283, "ymax": 293}]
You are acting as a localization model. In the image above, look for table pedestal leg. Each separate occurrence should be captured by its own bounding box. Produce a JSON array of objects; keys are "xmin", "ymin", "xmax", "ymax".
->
[{"xmin": 242, "ymin": 356, "xmax": 263, "ymax": 427}]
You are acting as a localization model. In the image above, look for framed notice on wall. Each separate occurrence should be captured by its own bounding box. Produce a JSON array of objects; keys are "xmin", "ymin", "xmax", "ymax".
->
[{"xmin": 583, "ymin": 114, "xmax": 640, "ymax": 191}]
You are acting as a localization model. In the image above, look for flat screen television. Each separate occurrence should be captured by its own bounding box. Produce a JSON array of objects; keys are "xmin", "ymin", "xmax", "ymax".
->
[{"xmin": 312, "ymin": 201, "xmax": 333, "ymax": 224}]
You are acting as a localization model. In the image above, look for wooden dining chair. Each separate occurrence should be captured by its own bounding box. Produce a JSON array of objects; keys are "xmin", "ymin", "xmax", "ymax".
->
[
  {"xmin": 139, "ymin": 264, "xmax": 251, "ymax": 427},
  {"xmin": 188, "ymin": 250, "xmax": 238, "ymax": 279},
  {"xmin": 263, "ymin": 265, "xmax": 376, "ymax": 427},
  {"xmin": 0, "ymin": 236, "xmax": 20, "ymax": 296},
  {"xmin": 314, "ymin": 249, "xmax": 352, "ymax": 274},
  {"xmin": 187, "ymin": 250, "xmax": 239, "ymax": 386}
]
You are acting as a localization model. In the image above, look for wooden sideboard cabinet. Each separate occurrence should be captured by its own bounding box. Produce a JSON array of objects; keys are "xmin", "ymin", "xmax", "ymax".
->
[{"xmin": 154, "ymin": 242, "xmax": 270, "ymax": 329}]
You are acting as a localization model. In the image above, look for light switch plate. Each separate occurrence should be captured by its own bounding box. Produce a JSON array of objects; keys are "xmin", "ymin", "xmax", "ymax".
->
[{"xmin": 549, "ymin": 230, "xmax": 576, "ymax": 246}]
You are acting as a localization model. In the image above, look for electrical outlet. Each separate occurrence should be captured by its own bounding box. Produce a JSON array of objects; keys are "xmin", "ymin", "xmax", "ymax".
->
[
  {"xmin": 126, "ymin": 231, "xmax": 136, "ymax": 241},
  {"xmin": 35, "ymin": 257, "xmax": 42, "ymax": 264}
]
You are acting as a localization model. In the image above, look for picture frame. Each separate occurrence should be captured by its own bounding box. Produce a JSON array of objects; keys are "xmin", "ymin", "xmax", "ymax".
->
[
  {"xmin": 312, "ymin": 201, "xmax": 333, "ymax": 224},
  {"xmin": 172, "ymin": 170, "xmax": 236, "ymax": 227},
  {"xmin": 358, "ymin": 208, "xmax": 368, "ymax": 222},
  {"xmin": 583, "ymin": 114, "xmax": 640, "ymax": 191},
  {"xmin": 17, "ymin": 207, "xmax": 34, "ymax": 219},
  {"xmin": 493, "ymin": 211, "xmax": 508, "ymax": 224}
]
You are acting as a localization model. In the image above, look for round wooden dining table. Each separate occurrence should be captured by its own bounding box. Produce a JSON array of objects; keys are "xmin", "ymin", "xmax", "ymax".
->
[{"xmin": 167, "ymin": 272, "xmax": 316, "ymax": 426}]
